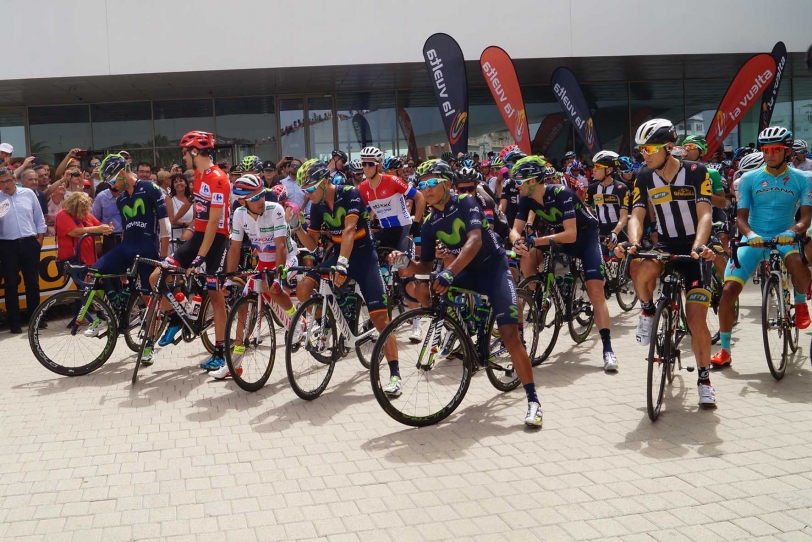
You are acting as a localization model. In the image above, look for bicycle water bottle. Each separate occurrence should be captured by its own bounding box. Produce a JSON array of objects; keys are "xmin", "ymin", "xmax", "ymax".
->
[
  {"xmin": 380, "ymin": 266, "xmax": 391, "ymax": 286},
  {"xmin": 189, "ymin": 294, "xmax": 202, "ymax": 318},
  {"xmin": 562, "ymin": 273, "xmax": 574, "ymax": 297}
]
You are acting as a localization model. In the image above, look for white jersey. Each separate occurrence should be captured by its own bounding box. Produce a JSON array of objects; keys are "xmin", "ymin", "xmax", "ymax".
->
[
  {"xmin": 231, "ymin": 201, "xmax": 296, "ymax": 266},
  {"xmin": 791, "ymin": 158, "xmax": 812, "ymax": 172}
]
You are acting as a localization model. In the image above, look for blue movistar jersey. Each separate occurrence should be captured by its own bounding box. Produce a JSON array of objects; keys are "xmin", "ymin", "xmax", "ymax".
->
[
  {"xmin": 116, "ymin": 180, "xmax": 168, "ymax": 251},
  {"xmin": 737, "ymin": 166, "xmax": 812, "ymax": 239}
]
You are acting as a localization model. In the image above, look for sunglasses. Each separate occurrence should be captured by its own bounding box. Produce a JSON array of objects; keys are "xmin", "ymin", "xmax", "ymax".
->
[
  {"xmin": 417, "ymin": 178, "xmax": 448, "ymax": 190},
  {"xmin": 70, "ymin": 171, "xmax": 81, "ymax": 177},
  {"xmin": 303, "ymin": 181, "xmax": 323, "ymax": 194},
  {"xmin": 455, "ymin": 185, "xmax": 476, "ymax": 193},
  {"xmin": 361, "ymin": 162, "xmax": 377, "ymax": 168},
  {"xmin": 761, "ymin": 145, "xmax": 786, "ymax": 154},
  {"xmin": 244, "ymin": 190, "xmax": 267, "ymax": 202},
  {"xmin": 513, "ymin": 178, "xmax": 532, "ymax": 186},
  {"xmin": 682, "ymin": 143, "xmax": 700, "ymax": 151},
  {"xmin": 90, "ymin": 162, "xmax": 101, "ymax": 167},
  {"xmin": 593, "ymin": 163, "xmax": 609, "ymax": 170},
  {"xmin": 640, "ymin": 143, "xmax": 668, "ymax": 155},
  {"xmin": 290, "ymin": 164, "xmax": 301, "ymax": 170}
]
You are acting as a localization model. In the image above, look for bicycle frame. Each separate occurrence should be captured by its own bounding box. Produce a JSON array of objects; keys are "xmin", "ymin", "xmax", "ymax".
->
[{"xmin": 313, "ymin": 276, "xmax": 374, "ymax": 348}]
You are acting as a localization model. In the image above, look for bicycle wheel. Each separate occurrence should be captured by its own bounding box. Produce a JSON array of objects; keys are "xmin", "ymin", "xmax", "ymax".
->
[
  {"xmin": 199, "ymin": 295, "xmax": 217, "ymax": 354},
  {"xmin": 787, "ymin": 300, "xmax": 799, "ymax": 354},
  {"xmin": 615, "ymin": 258, "xmax": 638, "ymax": 311},
  {"xmin": 647, "ymin": 299, "xmax": 671, "ymax": 422},
  {"xmin": 123, "ymin": 293, "xmax": 147, "ymax": 353},
  {"xmin": 568, "ymin": 271, "xmax": 594, "ymax": 343},
  {"xmin": 485, "ymin": 289, "xmax": 537, "ymax": 392},
  {"xmin": 354, "ymin": 297, "xmax": 378, "ymax": 370},
  {"xmin": 762, "ymin": 274, "xmax": 787, "ymax": 381},
  {"xmin": 225, "ymin": 295, "xmax": 276, "ymax": 392},
  {"xmin": 518, "ymin": 275, "xmax": 561, "ymax": 366},
  {"xmin": 29, "ymin": 290, "xmax": 118, "ymax": 377},
  {"xmin": 285, "ymin": 296, "xmax": 338, "ymax": 400},
  {"xmin": 370, "ymin": 308, "xmax": 474, "ymax": 427},
  {"xmin": 707, "ymin": 275, "xmax": 721, "ymax": 345},
  {"xmin": 132, "ymin": 295, "xmax": 161, "ymax": 385}
]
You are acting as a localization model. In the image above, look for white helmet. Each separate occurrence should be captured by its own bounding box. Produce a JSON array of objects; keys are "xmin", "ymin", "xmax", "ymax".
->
[
  {"xmin": 635, "ymin": 119, "xmax": 677, "ymax": 145},
  {"xmin": 592, "ymin": 150, "xmax": 619, "ymax": 167},
  {"xmin": 360, "ymin": 146, "xmax": 383, "ymax": 162},
  {"xmin": 737, "ymin": 152, "xmax": 764, "ymax": 173},
  {"xmin": 793, "ymin": 139, "xmax": 808, "ymax": 152},
  {"xmin": 757, "ymin": 126, "xmax": 793, "ymax": 147}
]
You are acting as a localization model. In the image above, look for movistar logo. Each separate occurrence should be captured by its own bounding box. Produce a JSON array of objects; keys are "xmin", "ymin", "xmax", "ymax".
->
[
  {"xmin": 534, "ymin": 207, "xmax": 563, "ymax": 222},
  {"xmin": 121, "ymin": 198, "xmax": 145, "ymax": 220},
  {"xmin": 323, "ymin": 207, "xmax": 346, "ymax": 228},
  {"xmin": 509, "ymin": 305, "xmax": 518, "ymax": 319},
  {"xmin": 436, "ymin": 217, "xmax": 466, "ymax": 246}
]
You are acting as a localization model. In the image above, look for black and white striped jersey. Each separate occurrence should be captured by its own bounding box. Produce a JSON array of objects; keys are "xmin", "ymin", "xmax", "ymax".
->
[
  {"xmin": 586, "ymin": 180, "xmax": 629, "ymax": 228},
  {"xmin": 632, "ymin": 161, "xmax": 712, "ymax": 242}
]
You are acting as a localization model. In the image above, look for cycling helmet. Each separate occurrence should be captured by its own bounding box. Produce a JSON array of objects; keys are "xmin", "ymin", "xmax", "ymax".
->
[
  {"xmin": 737, "ymin": 152, "xmax": 765, "ymax": 173},
  {"xmin": 617, "ymin": 156, "xmax": 634, "ymax": 174},
  {"xmin": 100, "ymin": 153, "xmax": 128, "ymax": 181},
  {"xmin": 635, "ymin": 118, "xmax": 678, "ymax": 145},
  {"xmin": 382, "ymin": 156, "xmax": 403, "ymax": 171},
  {"xmin": 793, "ymin": 139, "xmax": 808, "ymax": 152},
  {"xmin": 733, "ymin": 146, "xmax": 755, "ymax": 159},
  {"xmin": 504, "ymin": 148, "xmax": 527, "ymax": 165},
  {"xmin": 480, "ymin": 160, "xmax": 491, "ymax": 168},
  {"xmin": 179, "ymin": 130, "xmax": 214, "ymax": 150},
  {"xmin": 491, "ymin": 156, "xmax": 504, "ymax": 168},
  {"xmin": 270, "ymin": 184, "xmax": 288, "ymax": 203},
  {"xmin": 758, "ymin": 126, "xmax": 793, "ymax": 147},
  {"xmin": 417, "ymin": 159, "xmax": 455, "ymax": 182},
  {"xmin": 592, "ymin": 150, "xmax": 619, "ymax": 167},
  {"xmin": 542, "ymin": 165, "xmax": 558, "ymax": 179},
  {"xmin": 415, "ymin": 159, "xmax": 437, "ymax": 177},
  {"xmin": 347, "ymin": 159, "xmax": 363, "ymax": 173},
  {"xmin": 296, "ymin": 158, "xmax": 319, "ymax": 186},
  {"xmin": 331, "ymin": 149, "xmax": 348, "ymax": 163},
  {"xmin": 232, "ymin": 174, "xmax": 263, "ymax": 197},
  {"xmin": 242, "ymin": 155, "xmax": 263, "ymax": 172},
  {"xmin": 456, "ymin": 166, "xmax": 482, "ymax": 185},
  {"xmin": 498, "ymin": 145, "xmax": 519, "ymax": 162},
  {"xmin": 360, "ymin": 146, "xmax": 383, "ymax": 162},
  {"xmin": 440, "ymin": 151, "xmax": 452, "ymax": 161},
  {"xmin": 511, "ymin": 155, "xmax": 547, "ymax": 181},
  {"xmin": 304, "ymin": 161, "xmax": 331, "ymax": 186},
  {"xmin": 682, "ymin": 134, "xmax": 708, "ymax": 154},
  {"xmin": 570, "ymin": 159, "xmax": 582, "ymax": 170},
  {"xmin": 563, "ymin": 151, "xmax": 577, "ymax": 160},
  {"xmin": 721, "ymin": 159, "xmax": 732, "ymax": 170},
  {"xmin": 706, "ymin": 163, "xmax": 724, "ymax": 172}
]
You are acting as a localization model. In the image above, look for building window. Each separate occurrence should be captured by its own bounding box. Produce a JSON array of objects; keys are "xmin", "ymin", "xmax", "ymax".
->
[
  {"xmin": 685, "ymin": 80, "xmax": 738, "ymax": 155},
  {"xmin": 396, "ymin": 90, "xmax": 448, "ymax": 161},
  {"xmin": 0, "ymin": 109, "xmax": 27, "ymax": 157},
  {"xmin": 630, "ymin": 81, "xmax": 685, "ymax": 153},
  {"xmin": 153, "ymin": 99, "xmax": 214, "ymax": 147},
  {"xmin": 336, "ymin": 92, "xmax": 397, "ymax": 160},
  {"xmin": 215, "ymin": 97, "xmax": 277, "ymax": 162},
  {"xmin": 29, "ymin": 105, "xmax": 92, "ymax": 158},
  {"xmin": 91, "ymin": 102, "xmax": 153, "ymax": 151}
]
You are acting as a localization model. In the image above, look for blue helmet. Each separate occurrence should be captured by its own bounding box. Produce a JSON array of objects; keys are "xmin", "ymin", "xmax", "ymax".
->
[
  {"xmin": 617, "ymin": 156, "xmax": 634, "ymax": 174},
  {"xmin": 383, "ymin": 156, "xmax": 403, "ymax": 171}
]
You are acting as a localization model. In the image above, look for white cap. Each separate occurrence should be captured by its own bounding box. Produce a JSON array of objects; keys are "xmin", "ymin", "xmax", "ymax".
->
[{"xmin": 0, "ymin": 143, "xmax": 13, "ymax": 154}]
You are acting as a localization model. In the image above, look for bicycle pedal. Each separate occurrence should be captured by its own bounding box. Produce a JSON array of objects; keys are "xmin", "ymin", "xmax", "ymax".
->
[{"xmin": 172, "ymin": 335, "xmax": 184, "ymax": 346}]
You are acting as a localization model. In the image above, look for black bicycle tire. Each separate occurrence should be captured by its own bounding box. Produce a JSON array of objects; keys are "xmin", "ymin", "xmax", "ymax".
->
[
  {"xmin": 615, "ymin": 274, "xmax": 639, "ymax": 312},
  {"xmin": 568, "ymin": 270, "xmax": 594, "ymax": 344},
  {"xmin": 225, "ymin": 295, "xmax": 276, "ymax": 392},
  {"xmin": 123, "ymin": 292, "xmax": 146, "ymax": 353},
  {"xmin": 354, "ymin": 297, "xmax": 375, "ymax": 370},
  {"xmin": 762, "ymin": 275, "xmax": 787, "ymax": 381},
  {"xmin": 285, "ymin": 296, "xmax": 337, "ymax": 400},
  {"xmin": 647, "ymin": 299, "xmax": 671, "ymax": 422},
  {"xmin": 29, "ymin": 290, "xmax": 118, "ymax": 377},
  {"xmin": 132, "ymin": 295, "xmax": 160, "ymax": 385},
  {"xmin": 518, "ymin": 274, "xmax": 562, "ymax": 366},
  {"xmin": 485, "ymin": 289, "xmax": 537, "ymax": 392},
  {"xmin": 369, "ymin": 307, "xmax": 474, "ymax": 427},
  {"xmin": 199, "ymin": 294, "xmax": 216, "ymax": 354}
]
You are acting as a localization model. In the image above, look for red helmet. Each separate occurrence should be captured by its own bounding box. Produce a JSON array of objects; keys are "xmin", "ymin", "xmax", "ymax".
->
[
  {"xmin": 179, "ymin": 130, "xmax": 214, "ymax": 150},
  {"xmin": 270, "ymin": 184, "xmax": 288, "ymax": 203}
]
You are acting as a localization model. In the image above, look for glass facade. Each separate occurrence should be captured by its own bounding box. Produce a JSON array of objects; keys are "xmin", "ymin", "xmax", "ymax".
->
[{"xmin": 12, "ymin": 75, "xmax": 812, "ymax": 171}]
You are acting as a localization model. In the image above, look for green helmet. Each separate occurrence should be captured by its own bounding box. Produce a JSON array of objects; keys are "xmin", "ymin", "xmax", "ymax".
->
[
  {"xmin": 511, "ymin": 155, "xmax": 548, "ymax": 181},
  {"xmin": 241, "ymin": 155, "xmax": 262, "ymax": 172},
  {"xmin": 415, "ymin": 159, "xmax": 438, "ymax": 178},
  {"xmin": 417, "ymin": 159, "xmax": 455, "ymax": 183},
  {"xmin": 296, "ymin": 158, "xmax": 319, "ymax": 186},
  {"xmin": 440, "ymin": 151, "xmax": 452, "ymax": 161},
  {"xmin": 682, "ymin": 135, "xmax": 707, "ymax": 155},
  {"xmin": 100, "ymin": 153, "xmax": 128, "ymax": 182}
]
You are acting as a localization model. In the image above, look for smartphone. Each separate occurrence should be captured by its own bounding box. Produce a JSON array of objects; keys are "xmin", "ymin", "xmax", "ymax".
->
[{"xmin": 74, "ymin": 150, "xmax": 89, "ymax": 157}]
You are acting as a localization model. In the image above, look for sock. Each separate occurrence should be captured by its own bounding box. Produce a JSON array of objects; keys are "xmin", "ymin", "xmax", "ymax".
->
[
  {"xmin": 599, "ymin": 328, "xmax": 612, "ymax": 353},
  {"xmin": 518, "ymin": 322, "xmax": 524, "ymax": 337},
  {"xmin": 641, "ymin": 300, "xmax": 655, "ymax": 316},
  {"xmin": 524, "ymin": 382, "xmax": 539, "ymax": 404},
  {"xmin": 720, "ymin": 331, "xmax": 731, "ymax": 352},
  {"xmin": 697, "ymin": 366, "xmax": 711, "ymax": 385},
  {"xmin": 795, "ymin": 291, "xmax": 806, "ymax": 304},
  {"xmin": 388, "ymin": 360, "xmax": 400, "ymax": 378},
  {"xmin": 214, "ymin": 340, "xmax": 225, "ymax": 357},
  {"xmin": 285, "ymin": 305, "xmax": 296, "ymax": 315}
]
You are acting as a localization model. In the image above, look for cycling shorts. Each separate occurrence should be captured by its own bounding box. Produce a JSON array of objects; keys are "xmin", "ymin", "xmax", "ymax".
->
[
  {"xmin": 302, "ymin": 244, "xmax": 388, "ymax": 315},
  {"xmin": 558, "ymin": 228, "xmax": 605, "ymax": 282},
  {"xmin": 374, "ymin": 224, "xmax": 411, "ymax": 253},
  {"xmin": 454, "ymin": 257, "xmax": 519, "ymax": 326},
  {"xmin": 167, "ymin": 231, "xmax": 229, "ymax": 289},
  {"xmin": 652, "ymin": 241, "xmax": 711, "ymax": 306},
  {"xmin": 724, "ymin": 237, "xmax": 799, "ymax": 286},
  {"xmin": 94, "ymin": 243, "xmax": 158, "ymax": 294}
]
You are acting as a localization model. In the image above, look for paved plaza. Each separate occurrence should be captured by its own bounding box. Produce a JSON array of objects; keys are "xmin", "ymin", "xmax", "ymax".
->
[{"xmin": 1, "ymin": 283, "xmax": 812, "ymax": 542}]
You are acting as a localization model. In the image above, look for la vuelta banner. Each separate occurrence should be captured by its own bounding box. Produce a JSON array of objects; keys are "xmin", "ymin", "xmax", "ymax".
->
[
  {"xmin": 704, "ymin": 53, "xmax": 776, "ymax": 158},
  {"xmin": 550, "ymin": 67, "xmax": 601, "ymax": 153},
  {"xmin": 480, "ymin": 46, "xmax": 531, "ymax": 155},
  {"xmin": 532, "ymin": 114, "xmax": 566, "ymax": 156},
  {"xmin": 422, "ymin": 33, "xmax": 469, "ymax": 156},
  {"xmin": 759, "ymin": 41, "xmax": 787, "ymax": 132},
  {"xmin": 397, "ymin": 108, "xmax": 420, "ymax": 160},
  {"xmin": 352, "ymin": 114, "xmax": 372, "ymax": 148}
]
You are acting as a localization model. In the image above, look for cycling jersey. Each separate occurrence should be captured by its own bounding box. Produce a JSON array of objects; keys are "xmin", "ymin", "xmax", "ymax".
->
[
  {"xmin": 500, "ymin": 179, "xmax": 521, "ymax": 226},
  {"xmin": 116, "ymin": 179, "xmax": 168, "ymax": 251},
  {"xmin": 737, "ymin": 165, "xmax": 812, "ymax": 239},
  {"xmin": 708, "ymin": 168, "xmax": 724, "ymax": 194},
  {"xmin": 791, "ymin": 159, "xmax": 812, "ymax": 172},
  {"xmin": 420, "ymin": 194, "xmax": 504, "ymax": 271},
  {"xmin": 193, "ymin": 166, "xmax": 230, "ymax": 236},
  {"xmin": 473, "ymin": 186, "xmax": 509, "ymax": 239},
  {"xmin": 357, "ymin": 174, "xmax": 415, "ymax": 228},
  {"xmin": 632, "ymin": 160, "xmax": 712, "ymax": 243},
  {"xmin": 231, "ymin": 201, "xmax": 294, "ymax": 266},
  {"xmin": 586, "ymin": 180, "xmax": 628, "ymax": 229},
  {"xmin": 517, "ymin": 184, "xmax": 598, "ymax": 234},
  {"xmin": 307, "ymin": 185, "xmax": 372, "ymax": 250}
]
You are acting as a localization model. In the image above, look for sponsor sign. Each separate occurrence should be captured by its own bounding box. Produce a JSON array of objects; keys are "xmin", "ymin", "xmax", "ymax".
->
[
  {"xmin": 480, "ymin": 46, "xmax": 531, "ymax": 154},
  {"xmin": 423, "ymin": 33, "xmax": 469, "ymax": 157}
]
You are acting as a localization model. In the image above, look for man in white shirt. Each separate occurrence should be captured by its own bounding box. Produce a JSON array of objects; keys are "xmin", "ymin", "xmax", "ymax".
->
[
  {"xmin": 791, "ymin": 140, "xmax": 812, "ymax": 172},
  {"xmin": 279, "ymin": 157, "xmax": 305, "ymax": 209}
]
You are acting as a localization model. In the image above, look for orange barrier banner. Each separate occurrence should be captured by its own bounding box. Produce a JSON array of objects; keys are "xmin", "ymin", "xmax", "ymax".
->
[{"xmin": 480, "ymin": 46, "xmax": 531, "ymax": 155}]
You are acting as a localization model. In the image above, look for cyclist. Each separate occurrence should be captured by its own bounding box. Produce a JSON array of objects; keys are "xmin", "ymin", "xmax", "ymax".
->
[
  {"xmin": 328, "ymin": 150, "xmax": 349, "ymax": 185},
  {"xmin": 215, "ymin": 175, "xmax": 299, "ymax": 379},
  {"xmin": 562, "ymin": 151, "xmax": 577, "ymax": 172},
  {"xmin": 509, "ymin": 155, "xmax": 619, "ymax": 372},
  {"xmin": 241, "ymin": 155, "xmax": 264, "ymax": 176},
  {"xmin": 614, "ymin": 119, "xmax": 717, "ymax": 406},
  {"xmin": 498, "ymin": 148, "xmax": 527, "ymax": 228},
  {"xmin": 347, "ymin": 159, "xmax": 364, "ymax": 186},
  {"xmin": 292, "ymin": 161, "xmax": 400, "ymax": 391},
  {"xmin": 586, "ymin": 150, "xmax": 629, "ymax": 250},
  {"xmin": 456, "ymin": 166, "xmax": 510, "ymax": 241},
  {"xmin": 791, "ymin": 139, "xmax": 812, "ymax": 171},
  {"xmin": 390, "ymin": 159, "xmax": 543, "ymax": 427},
  {"xmin": 731, "ymin": 152, "xmax": 765, "ymax": 202},
  {"xmin": 480, "ymin": 160, "xmax": 499, "ymax": 198},
  {"xmin": 89, "ymin": 154, "xmax": 170, "ymax": 343},
  {"xmin": 711, "ymin": 127, "xmax": 812, "ymax": 367},
  {"xmin": 153, "ymin": 130, "xmax": 231, "ymax": 371}
]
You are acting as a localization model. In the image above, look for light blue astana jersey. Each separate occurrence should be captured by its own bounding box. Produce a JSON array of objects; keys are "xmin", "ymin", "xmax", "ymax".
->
[{"xmin": 737, "ymin": 165, "xmax": 812, "ymax": 239}]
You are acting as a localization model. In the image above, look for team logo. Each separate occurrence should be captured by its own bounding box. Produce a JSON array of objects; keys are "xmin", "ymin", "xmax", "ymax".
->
[
  {"xmin": 195, "ymin": 202, "xmax": 206, "ymax": 214},
  {"xmin": 515, "ymin": 109, "xmax": 527, "ymax": 141},
  {"xmin": 761, "ymin": 181, "xmax": 769, "ymax": 187},
  {"xmin": 714, "ymin": 110, "xmax": 726, "ymax": 141},
  {"xmin": 213, "ymin": 193, "xmax": 224, "ymax": 205},
  {"xmin": 783, "ymin": 175, "xmax": 790, "ymax": 186},
  {"xmin": 691, "ymin": 164, "xmax": 697, "ymax": 171},
  {"xmin": 205, "ymin": 168, "xmax": 212, "ymax": 174},
  {"xmin": 449, "ymin": 111, "xmax": 468, "ymax": 144},
  {"xmin": 585, "ymin": 118, "xmax": 595, "ymax": 149},
  {"xmin": 200, "ymin": 182, "xmax": 211, "ymax": 197}
]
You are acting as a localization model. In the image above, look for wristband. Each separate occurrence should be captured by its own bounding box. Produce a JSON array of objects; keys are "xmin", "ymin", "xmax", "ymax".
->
[{"xmin": 337, "ymin": 256, "xmax": 349, "ymax": 267}]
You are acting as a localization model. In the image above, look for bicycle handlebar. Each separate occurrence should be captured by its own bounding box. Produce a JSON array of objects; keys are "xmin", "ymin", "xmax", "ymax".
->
[{"xmin": 731, "ymin": 236, "xmax": 809, "ymax": 269}]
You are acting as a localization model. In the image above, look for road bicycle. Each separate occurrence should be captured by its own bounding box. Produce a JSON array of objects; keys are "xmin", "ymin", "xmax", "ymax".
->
[
  {"xmin": 368, "ymin": 273, "xmax": 538, "ymax": 427},
  {"xmin": 284, "ymin": 265, "xmax": 377, "ymax": 400},
  {"xmin": 376, "ymin": 244, "xmax": 410, "ymax": 318},
  {"xmin": 600, "ymin": 238, "xmax": 637, "ymax": 312}
]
